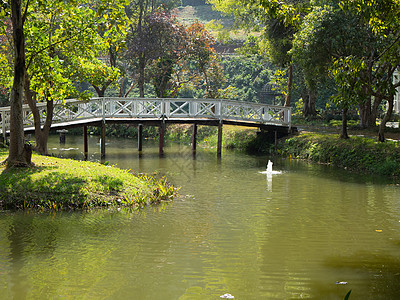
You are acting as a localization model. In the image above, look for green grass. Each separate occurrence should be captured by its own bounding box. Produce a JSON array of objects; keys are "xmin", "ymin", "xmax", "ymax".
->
[
  {"xmin": 0, "ymin": 150, "xmax": 177, "ymax": 211},
  {"xmin": 175, "ymin": 5, "xmax": 232, "ymax": 26}
]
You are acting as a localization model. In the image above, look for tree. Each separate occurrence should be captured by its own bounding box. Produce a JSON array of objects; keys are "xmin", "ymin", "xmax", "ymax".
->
[
  {"xmin": 82, "ymin": 0, "xmax": 129, "ymax": 97},
  {"xmin": 291, "ymin": 4, "xmax": 375, "ymax": 128},
  {"xmin": 74, "ymin": 57, "xmax": 121, "ymax": 98},
  {"xmin": 209, "ymin": 0, "xmax": 311, "ymax": 108},
  {"xmin": 126, "ymin": 11, "xmax": 223, "ymax": 99},
  {"xmin": 6, "ymin": 0, "xmax": 32, "ymax": 167},
  {"xmin": 262, "ymin": 0, "xmax": 400, "ymax": 140},
  {"xmin": 146, "ymin": 11, "xmax": 187, "ymax": 98},
  {"xmin": 185, "ymin": 20, "xmax": 224, "ymax": 98},
  {"xmin": 0, "ymin": 17, "xmax": 12, "ymax": 105},
  {"xmin": 0, "ymin": 0, "xmax": 128, "ymax": 155},
  {"xmin": 221, "ymin": 55, "xmax": 272, "ymax": 103},
  {"xmin": 338, "ymin": 0, "xmax": 400, "ymax": 141},
  {"xmin": 22, "ymin": 0, "xmax": 119, "ymax": 154}
]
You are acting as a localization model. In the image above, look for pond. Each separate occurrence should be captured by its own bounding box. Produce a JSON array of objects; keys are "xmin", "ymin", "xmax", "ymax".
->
[{"xmin": 1, "ymin": 134, "xmax": 400, "ymax": 299}]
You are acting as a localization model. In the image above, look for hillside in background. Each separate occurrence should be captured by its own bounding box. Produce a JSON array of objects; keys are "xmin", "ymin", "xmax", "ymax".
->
[
  {"xmin": 173, "ymin": 3, "xmax": 275, "ymax": 103},
  {"xmin": 175, "ymin": 4, "xmax": 250, "ymax": 43}
]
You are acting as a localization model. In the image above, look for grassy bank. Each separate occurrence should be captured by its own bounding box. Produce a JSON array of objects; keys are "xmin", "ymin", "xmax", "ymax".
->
[
  {"xmin": 0, "ymin": 150, "xmax": 176, "ymax": 211},
  {"xmin": 277, "ymin": 132, "xmax": 400, "ymax": 179}
]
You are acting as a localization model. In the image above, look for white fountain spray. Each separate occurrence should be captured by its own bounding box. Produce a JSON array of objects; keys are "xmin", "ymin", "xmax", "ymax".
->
[
  {"xmin": 259, "ymin": 160, "xmax": 282, "ymax": 175},
  {"xmin": 267, "ymin": 160, "xmax": 273, "ymax": 173}
]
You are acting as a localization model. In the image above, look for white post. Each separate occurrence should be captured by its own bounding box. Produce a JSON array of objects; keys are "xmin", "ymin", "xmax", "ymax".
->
[
  {"xmin": 101, "ymin": 98, "xmax": 105, "ymax": 118},
  {"xmin": 189, "ymin": 100, "xmax": 198, "ymax": 117},
  {"xmin": 1, "ymin": 111, "xmax": 5, "ymax": 140},
  {"xmin": 164, "ymin": 99, "xmax": 170, "ymax": 118}
]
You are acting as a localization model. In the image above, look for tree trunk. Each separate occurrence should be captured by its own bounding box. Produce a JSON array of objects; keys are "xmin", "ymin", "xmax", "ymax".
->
[
  {"xmin": 201, "ymin": 64, "xmax": 211, "ymax": 98},
  {"xmin": 303, "ymin": 89, "xmax": 317, "ymax": 117},
  {"xmin": 284, "ymin": 64, "xmax": 293, "ymax": 107},
  {"xmin": 340, "ymin": 108, "xmax": 349, "ymax": 139},
  {"xmin": 93, "ymin": 85, "xmax": 106, "ymax": 97},
  {"xmin": 124, "ymin": 81, "xmax": 136, "ymax": 97},
  {"xmin": 371, "ymin": 96, "xmax": 382, "ymax": 126},
  {"xmin": 119, "ymin": 77, "xmax": 127, "ymax": 97},
  {"xmin": 137, "ymin": 0, "xmax": 145, "ymax": 98},
  {"xmin": 358, "ymin": 98, "xmax": 371, "ymax": 128},
  {"xmin": 138, "ymin": 54, "xmax": 145, "ymax": 98},
  {"xmin": 378, "ymin": 97, "xmax": 394, "ymax": 142},
  {"xmin": 25, "ymin": 76, "xmax": 53, "ymax": 155},
  {"xmin": 7, "ymin": 0, "xmax": 32, "ymax": 167},
  {"xmin": 359, "ymin": 96, "xmax": 381, "ymax": 128}
]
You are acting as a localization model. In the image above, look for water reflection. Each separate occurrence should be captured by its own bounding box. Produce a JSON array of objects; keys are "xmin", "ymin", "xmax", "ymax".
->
[{"xmin": 0, "ymin": 135, "xmax": 399, "ymax": 299}]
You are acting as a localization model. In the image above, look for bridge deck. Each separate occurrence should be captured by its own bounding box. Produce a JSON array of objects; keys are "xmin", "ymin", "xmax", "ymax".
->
[{"xmin": 17, "ymin": 117, "xmax": 293, "ymax": 135}]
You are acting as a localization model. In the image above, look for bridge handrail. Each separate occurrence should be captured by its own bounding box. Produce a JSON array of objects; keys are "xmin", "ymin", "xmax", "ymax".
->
[{"xmin": 0, "ymin": 97, "xmax": 291, "ymax": 136}]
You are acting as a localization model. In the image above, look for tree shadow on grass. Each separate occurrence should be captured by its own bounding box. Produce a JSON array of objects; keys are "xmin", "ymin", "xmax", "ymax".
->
[{"xmin": 0, "ymin": 166, "xmax": 125, "ymax": 210}]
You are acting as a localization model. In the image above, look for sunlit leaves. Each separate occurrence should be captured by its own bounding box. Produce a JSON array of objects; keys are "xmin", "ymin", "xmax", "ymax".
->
[
  {"xmin": 259, "ymin": 0, "xmax": 305, "ymax": 28},
  {"xmin": 0, "ymin": 17, "xmax": 12, "ymax": 96},
  {"xmin": 339, "ymin": 0, "xmax": 400, "ymax": 34},
  {"xmin": 19, "ymin": 0, "xmax": 127, "ymax": 102}
]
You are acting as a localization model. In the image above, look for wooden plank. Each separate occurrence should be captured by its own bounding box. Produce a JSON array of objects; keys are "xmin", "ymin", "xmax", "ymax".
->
[
  {"xmin": 138, "ymin": 124, "xmax": 143, "ymax": 152},
  {"xmin": 83, "ymin": 125, "xmax": 88, "ymax": 160},
  {"xmin": 101, "ymin": 121, "xmax": 106, "ymax": 158},
  {"xmin": 217, "ymin": 122, "xmax": 223, "ymax": 157},
  {"xmin": 159, "ymin": 122, "xmax": 165, "ymax": 156},
  {"xmin": 192, "ymin": 123, "xmax": 197, "ymax": 151}
]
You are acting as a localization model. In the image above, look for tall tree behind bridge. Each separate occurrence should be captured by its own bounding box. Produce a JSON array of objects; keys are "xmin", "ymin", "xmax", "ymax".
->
[{"xmin": 209, "ymin": 0, "xmax": 314, "ymax": 111}]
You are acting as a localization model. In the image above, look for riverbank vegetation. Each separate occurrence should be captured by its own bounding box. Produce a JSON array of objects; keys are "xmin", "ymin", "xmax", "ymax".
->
[
  {"xmin": 278, "ymin": 132, "xmax": 400, "ymax": 179},
  {"xmin": 166, "ymin": 124, "xmax": 260, "ymax": 152},
  {"xmin": 0, "ymin": 149, "xmax": 176, "ymax": 211}
]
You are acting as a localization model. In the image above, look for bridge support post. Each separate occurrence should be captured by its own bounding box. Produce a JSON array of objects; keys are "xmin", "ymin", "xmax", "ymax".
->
[
  {"xmin": 138, "ymin": 124, "xmax": 143, "ymax": 152},
  {"xmin": 83, "ymin": 125, "xmax": 88, "ymax": 160},
  {"xmin": 101, "ymin": 121, "xmax": 106, "ymax": 158},
  {"xmin": 192, "ymin": 123, "xmax": 197, "ymax": 152},
  {"xmin": 217, "ymin": 121, "xmax": 223, "ymax": 157},
  {"xmin": 159, "ymin": 122, "xmax": 165, "ymax": 156},
  {"xmin": 56, "ymin": 129, "xmax": 68, "ymax": 144}
]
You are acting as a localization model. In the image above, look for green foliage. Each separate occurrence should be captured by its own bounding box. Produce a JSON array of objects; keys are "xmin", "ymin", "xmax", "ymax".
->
[
  {"xmin": 222, "ymin": 56, "xmax": 272, "ymax": 102},
  {"xmin": 166, "ymin": 124, "xmax": 217, "ymax": 144},
  {"xmin": 222, "ymin": 127, "xmax": 258, "ymax": 150},
  {"xmin": 278, "ymin": 133, "xmax": 400, "ymax": 179},
  {"xmin": 22, "ymin": 0, "xmax": 128, "ymax": 102},
  {"xmin": 293, "ymin": 98, "xmax": 304, "ymax": 116},
  {"xmin": 84, "ymin": 124, "xmax": 158, "ymax": 139}
]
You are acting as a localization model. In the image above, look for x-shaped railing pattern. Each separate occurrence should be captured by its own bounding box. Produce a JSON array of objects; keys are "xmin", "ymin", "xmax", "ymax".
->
[{"xmin": 0, "ymin": 97, "xmax": 291, "ymax": 136}]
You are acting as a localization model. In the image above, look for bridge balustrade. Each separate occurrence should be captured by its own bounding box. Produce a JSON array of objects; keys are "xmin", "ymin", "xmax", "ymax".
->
[{"xmin": 0, "ymin": 97, "xmax": 291, "ymax": 137}]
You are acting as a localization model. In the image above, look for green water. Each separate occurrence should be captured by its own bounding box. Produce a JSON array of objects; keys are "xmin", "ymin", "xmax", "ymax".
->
[{"xmin": 1, "ymin": 134, "xmax": 400, "ymax": 299}]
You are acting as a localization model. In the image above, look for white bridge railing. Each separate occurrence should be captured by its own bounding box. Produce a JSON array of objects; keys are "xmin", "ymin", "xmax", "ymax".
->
[{"xmin": 0, "ymin": 97, "xmax": 291, "ymax": 136}]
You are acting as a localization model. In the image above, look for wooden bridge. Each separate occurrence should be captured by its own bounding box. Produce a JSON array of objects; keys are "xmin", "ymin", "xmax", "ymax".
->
[{"xmin": 0, "ymin": 97, "xmax": 294, "ymax": 157}]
